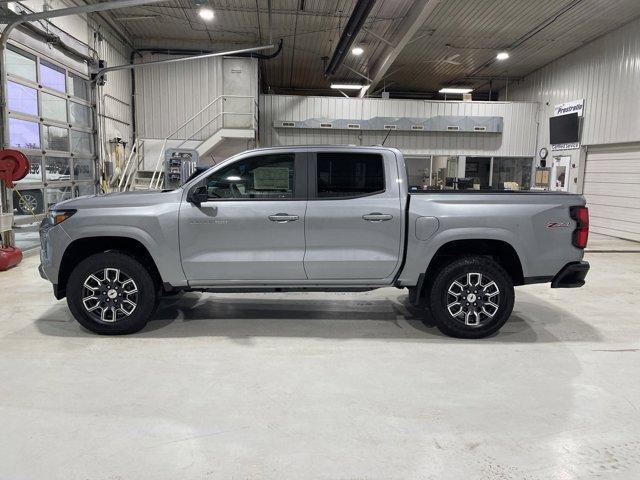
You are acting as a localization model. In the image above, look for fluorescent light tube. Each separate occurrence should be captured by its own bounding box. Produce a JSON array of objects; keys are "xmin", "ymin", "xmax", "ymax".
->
[
  {"xmin": 439, "ymin": 87, "xmax": 473, "ymax": 94},
  {"xmin": 331, "ymin": 83, "xmax": 364, "ymax": 90}
]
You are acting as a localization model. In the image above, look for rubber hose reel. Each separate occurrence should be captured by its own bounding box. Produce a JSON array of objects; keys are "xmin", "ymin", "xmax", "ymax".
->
[
  {"xmin": 0, "ymin": 149, "xmax": 30, "ymax": 188},
  {"xmin": 0, "ymin": 150, "xmax": 29, "ymax": 270}
]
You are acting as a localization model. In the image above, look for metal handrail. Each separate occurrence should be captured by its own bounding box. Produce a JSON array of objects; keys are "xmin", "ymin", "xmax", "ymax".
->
[
  {"xmin": 176, "ymin": 110, "xmax": 254, "ymax": 149},
  {"xmin": 147, "ymin": 95, "xmax": 255, "ymax": 189},
  {"xmin": 118, "ymin": 138, "xmax": 142, "ymax": 191}
]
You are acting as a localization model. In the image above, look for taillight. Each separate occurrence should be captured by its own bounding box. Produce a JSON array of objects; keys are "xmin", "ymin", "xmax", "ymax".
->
[{"xmin": 570, "ymin": 206, "xmax": 589, "ymax": 249}]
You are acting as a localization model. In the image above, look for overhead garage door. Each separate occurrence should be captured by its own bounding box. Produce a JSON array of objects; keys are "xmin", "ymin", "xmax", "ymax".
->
[{"xmin": 583, "ymin": 144, "xmax": 640, "ymax": 241}]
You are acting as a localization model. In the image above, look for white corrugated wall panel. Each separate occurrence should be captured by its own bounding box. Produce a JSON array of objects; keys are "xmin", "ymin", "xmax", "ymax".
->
[
  {"xmin": 583, "ymin": 144, "xmax": 640, "ymax": 241},
  {"xmin": 259, "ymin": 95, "xmax": 538, "ymax": 157},
  {"xmin": 507, "ymin": 16, "xmax": 640, "ymax": 148},
  {"xmin": 135, "ymin": 54, "xmax": 224, "ymax": 140},
  {"xmin": 135, "ymin": 56, "xmax": 259, "ymax": 141}
]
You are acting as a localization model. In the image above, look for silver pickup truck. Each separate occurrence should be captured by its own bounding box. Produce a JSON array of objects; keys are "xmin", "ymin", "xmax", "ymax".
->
[{"xmin": 39, "ymin": 146, "xmax": 590, "ymax": 338}]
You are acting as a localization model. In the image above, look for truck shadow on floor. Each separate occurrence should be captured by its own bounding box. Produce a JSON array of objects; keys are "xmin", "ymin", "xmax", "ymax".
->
[{"xmin": 35, "ymin": 290, "xmax": 602, "ymax": 343}]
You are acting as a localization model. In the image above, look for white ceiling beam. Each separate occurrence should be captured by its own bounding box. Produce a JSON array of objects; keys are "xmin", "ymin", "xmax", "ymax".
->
[{"xmin": 362, "ymin": 0, "xmax": 441, "ymax": 97}]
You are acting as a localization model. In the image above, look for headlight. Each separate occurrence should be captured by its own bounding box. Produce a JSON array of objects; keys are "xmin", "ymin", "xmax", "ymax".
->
[{"xmin": 48, "ymin": 209, "xmax": 76, "ymax": 225}]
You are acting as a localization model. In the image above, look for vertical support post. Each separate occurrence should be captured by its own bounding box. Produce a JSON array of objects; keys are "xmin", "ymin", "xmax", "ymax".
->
[
  {"xmin": 0, "ymin": 42, "xmax": 16, "ymax": 248},
  {"xmin": 489, "ymin": 156, "xmax": 494, "ymax": 187}
]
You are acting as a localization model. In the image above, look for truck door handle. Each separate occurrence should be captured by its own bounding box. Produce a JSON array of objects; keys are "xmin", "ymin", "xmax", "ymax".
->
[
  {"xmin": 362, "ymin": 212, "xmax": 393, "ymax": 222},
  {"xmin": 268, "ymin": 213, "xmax": 299, "ymax": 223}
]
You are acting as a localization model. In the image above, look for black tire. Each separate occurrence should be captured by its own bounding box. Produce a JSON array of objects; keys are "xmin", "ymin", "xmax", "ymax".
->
[
  {"xmin": 66, "ymin": 252, "xmax": 158, "ymax": 335},
  {"xmin": 14, "ymin": 190, "xmax": 44, "ymax": 215},
  {"xmin": 428, "ymin": 256, "xmax": 514, "ymax": 339}
]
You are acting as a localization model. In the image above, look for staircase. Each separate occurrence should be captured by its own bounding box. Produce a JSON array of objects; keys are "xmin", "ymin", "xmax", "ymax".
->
[
  {"xmin": 119, "ymin": 95, "xmax": 257, "ymax": 191},
  {"xmin": 117, "ymin": 138, "xmax": 145, "ymax": 191}
]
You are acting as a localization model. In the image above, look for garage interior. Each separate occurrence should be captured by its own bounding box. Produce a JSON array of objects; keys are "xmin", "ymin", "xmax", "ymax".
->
[{"xmin": 1, "ymin": 0, "xmax": 640, "ymax": 478}]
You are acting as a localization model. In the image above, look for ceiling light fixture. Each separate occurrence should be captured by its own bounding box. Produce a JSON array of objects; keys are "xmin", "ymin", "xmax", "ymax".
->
[
  {"xmin": 496, "ymin": 51, "xmax": 510, "ymax": 60},
  {"xmin": 351, "ymin": 46, "xmax": 364, "ymax": 56},
  {"xmin": 198, "ymin": 6, "xmax": 214, "ymax": 21},
  {"xmin": 330, "ymin": 83, "xmax": 365, "ymax": 90},
  {"xmin": 439, "ymin": 87, "xmax": 473, "ymax": 94}
]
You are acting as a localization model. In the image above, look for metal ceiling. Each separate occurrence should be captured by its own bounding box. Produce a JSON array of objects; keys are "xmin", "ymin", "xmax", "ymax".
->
[{"xmin": 106, "ymin": 0, "xmax": 640, "ymax": 97}]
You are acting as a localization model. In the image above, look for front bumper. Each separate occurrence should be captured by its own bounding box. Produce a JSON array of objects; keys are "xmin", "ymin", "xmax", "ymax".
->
[{"xmin": 551, "ymin": 261, "xmax": 590, "ymax": 288}]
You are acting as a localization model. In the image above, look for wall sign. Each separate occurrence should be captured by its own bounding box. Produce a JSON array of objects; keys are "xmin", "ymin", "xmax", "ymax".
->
[
  {"xmin": 554, "ymin": 99, "xmax": 584, "ymax": 117},
  {"xmin": 551, "ymin": 142, "xmax": 580, "ymax": 151},
  {"xmin": 551, "ymin": 99, "xmax": 584, "ymax": 150}
]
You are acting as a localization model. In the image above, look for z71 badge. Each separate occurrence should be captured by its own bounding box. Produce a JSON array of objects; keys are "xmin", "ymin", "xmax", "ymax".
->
[{"xmin": 547, "ymin": 221, "xmax": 572, "ymax": 228}]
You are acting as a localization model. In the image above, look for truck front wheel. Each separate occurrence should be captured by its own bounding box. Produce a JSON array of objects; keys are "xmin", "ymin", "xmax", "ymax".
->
[
  {"xmin": 66, "ymin": 252, "xmax": 158, "ymax": 334},
  {"xmin": 428, "ymin": 256, "xmax": 514, "ymax": 339}
]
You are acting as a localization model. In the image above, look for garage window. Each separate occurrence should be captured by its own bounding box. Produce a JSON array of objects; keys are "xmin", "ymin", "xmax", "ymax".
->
[
  {"xmin": 45, "ymin": 157, "xmax": 72, "ymax": 183},
  {"xmin": 316, "ymin": 153, "xmax": 385, "ymax": 198},
  {"xmin": 5, "ymin": 42, "xmax": 97, "ymax": 229},
  {"xmin": 7, "ymin": 81, "xmax": 38, "ymax": 116},
  {"xmin": 5, "ymin": 45, "xmax": 37, "ymax": 82},
  {"xmin": 41, "ymin": 92, "xmax": 67, "ymax": 123},
  {"xmin": 68, "ymin": 73, "xmax": 91, "ymax": 101},
  {"xmin": 69, "ymin": 101, "xmax": 93, "ymax": 127},
  {"xmin": 40, "ymin": 60, "xmax": 67, "ymax": 92},
  {"xmin": 70, "ymin": 130, "xmax": 94, "ymax": 155},
  {"xmin": 43, "ymin": 125, "xmax": 69, "ymax": 152},
  {"xmin": 8, "ymin": 118, "xmax": 40, "ymax": 149}
]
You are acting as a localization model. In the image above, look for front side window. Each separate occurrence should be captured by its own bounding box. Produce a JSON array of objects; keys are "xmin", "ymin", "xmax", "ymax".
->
[
  {"xmin": 317, "ymin": 153, "xmax": 384, "ymax": 198},
  {"xmin": 204, "ymin": 154, "xmax": 295, "ymax": 199}
]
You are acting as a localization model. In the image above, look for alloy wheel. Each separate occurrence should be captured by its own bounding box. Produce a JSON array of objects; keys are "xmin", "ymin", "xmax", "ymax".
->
[
  {"xmin": 446, "ymin": 272, "xmax": 500, "ymax": 327},
  {"xmin": 81, "ymin": 268, "xmax": 139, "ymax": 322},
  {"xmin": 19, "ymin": 194, "xmax": 38, "ymax": 212}
]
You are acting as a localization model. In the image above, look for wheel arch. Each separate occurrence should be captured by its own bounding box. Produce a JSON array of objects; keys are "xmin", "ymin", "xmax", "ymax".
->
[
  {"xmin": 57, "ymin": 236, "xmax": 163, "ymax": 299},
  {"xmin": 425, "ymin": 238, "xmax": 524, "ymax": 287}
]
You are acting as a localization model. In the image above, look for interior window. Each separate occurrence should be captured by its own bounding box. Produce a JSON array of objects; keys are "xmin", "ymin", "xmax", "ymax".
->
[
  {"xmin": 204, "ymin": 154, "xmax": 295, "ymax": 199},
  {"xmin": 317, "ymin": 153, "xmax": 384, "ymax": 198}
]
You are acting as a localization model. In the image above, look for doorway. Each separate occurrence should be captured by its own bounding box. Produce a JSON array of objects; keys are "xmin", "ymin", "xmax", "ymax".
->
[
  {"xmin": 465, "ymin": 157, "xmax": 491, "ymax": 189},
  {"xmin": 551, "ymin": 156, "xmax": 570, "ymax": 191}
]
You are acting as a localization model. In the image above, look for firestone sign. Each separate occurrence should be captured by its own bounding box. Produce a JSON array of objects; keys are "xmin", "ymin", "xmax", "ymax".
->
[
  {"xmin": 554, "ymin": 99, "xmax": 584, "ymax": 117},
  {"xmin": 551, "ymin": 99, "xmax": 584, "ymax": 151}
]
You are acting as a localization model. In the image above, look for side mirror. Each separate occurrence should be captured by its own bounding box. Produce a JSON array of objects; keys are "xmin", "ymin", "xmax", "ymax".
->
[{"xmin": 188, "ymin": 185, "xmax": 208, "ymax": 205}]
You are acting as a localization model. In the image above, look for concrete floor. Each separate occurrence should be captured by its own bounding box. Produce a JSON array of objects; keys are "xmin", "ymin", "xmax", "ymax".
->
[{"xmin": 1, "ymin": 252, "xmax": 639, "ymax": 480}]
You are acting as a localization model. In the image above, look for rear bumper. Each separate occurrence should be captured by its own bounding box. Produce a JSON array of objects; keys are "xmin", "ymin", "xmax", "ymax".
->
[{"xmin": 551, "ymin": 261, "xmax": 590, "ymax": 288}]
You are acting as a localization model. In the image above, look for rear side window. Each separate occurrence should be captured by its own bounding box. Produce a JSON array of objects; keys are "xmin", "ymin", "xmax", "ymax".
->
[{"xmin": 317, "ymin": 153, "xmax": 384, "ymax": 198}]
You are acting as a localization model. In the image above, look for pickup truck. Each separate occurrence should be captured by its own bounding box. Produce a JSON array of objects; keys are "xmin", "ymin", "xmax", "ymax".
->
[{"xmin": 38, "ymin": 146, "xmax": 590, "ymax": 338}]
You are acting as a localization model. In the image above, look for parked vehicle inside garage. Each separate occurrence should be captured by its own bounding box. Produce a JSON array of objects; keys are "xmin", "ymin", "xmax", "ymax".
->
[{"xmin": 38, "ymin": 146, "xmax": 590, "ymax": 338}]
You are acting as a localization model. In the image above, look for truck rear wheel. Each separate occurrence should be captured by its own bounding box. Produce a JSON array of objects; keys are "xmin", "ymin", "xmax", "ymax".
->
[
  {"xmin": 428, "ymin": 256, "xmax": 514, "ymax": 339},
  {"xmin": 66, "ymin": 252, "xmax": 158, "ymax": 335}
]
